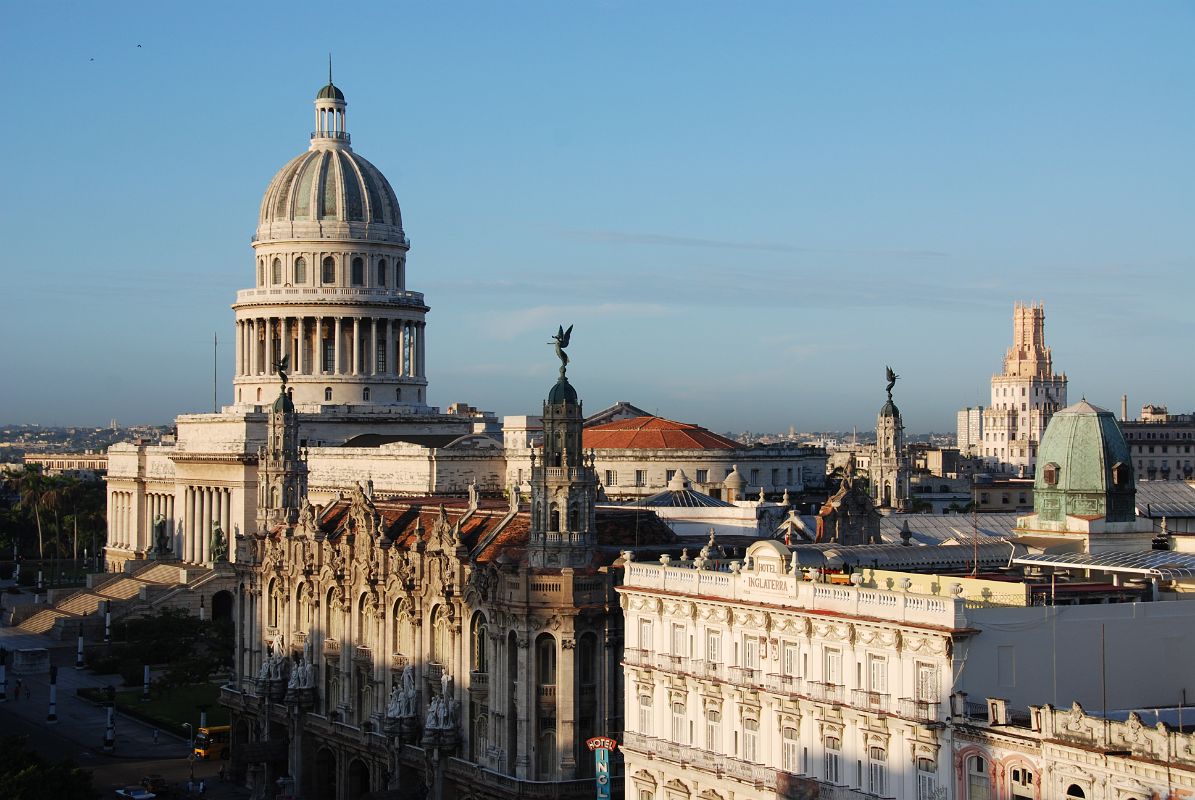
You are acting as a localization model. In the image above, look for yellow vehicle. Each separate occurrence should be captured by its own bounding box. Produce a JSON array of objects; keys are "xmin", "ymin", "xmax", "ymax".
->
[{"xmin": 193, "ymin": 725, "xmax": 231, "ymax": 760}]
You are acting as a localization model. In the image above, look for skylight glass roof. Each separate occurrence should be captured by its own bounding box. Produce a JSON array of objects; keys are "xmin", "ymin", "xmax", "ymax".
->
[{"xmin": 1013, "ymin": 550, "xmax": 1195, "ymax": 580}]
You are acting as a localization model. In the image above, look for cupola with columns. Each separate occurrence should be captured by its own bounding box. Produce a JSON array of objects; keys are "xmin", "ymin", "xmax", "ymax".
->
[{"xmin": 232, "ymin": 72, "xmax": 429, "ymax": 411}]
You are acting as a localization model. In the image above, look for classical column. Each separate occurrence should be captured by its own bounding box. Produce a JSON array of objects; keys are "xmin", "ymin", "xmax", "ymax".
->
[
  {"xmin": 223, "ymin": 489, "xmax": 232, "ymax": 547},
  {"xmin": 352, "ymin": 317, "xmax": 361, "ymax": 376},
  {"xmin": 516, "ymin": 634, "xmax": 532, "ymax": 778},
  {"xmin": 182, "ymin": 489, "xmax": 192, "ymax": 562},
  {"xmin": 370, "ymin": 319, "xmax": 379, "ymax": 376},
  {"xmin": 558, "ymin": 634, "xmax": 576, "ymax": 778},
  {"xmin": 314, "ymin": 317, "xmax": 323, "ymax": 374},
  {"xmin": 404, "ymin": 322, "xmax": 412, "ymax": 377},
  {"xmin": 334, "ymin": 318, "xmax": 342, "ymax": 375},
  {"xmin": 249, "ymin": 320, "xmax": 258, "ymax": 376},
  {"xmin": 200, "ymin": 488, "xmax": 211, "ymax": 564},
  {"xmin": 418, "ymin": 323, "xmax": 426, "ymax": 379}
]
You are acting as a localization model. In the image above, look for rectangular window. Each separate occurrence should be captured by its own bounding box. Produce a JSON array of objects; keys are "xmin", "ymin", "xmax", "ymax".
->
[
  {"xmin": 782, "ymin": 728, "xmax": 799, "ymax": 773},
  {"xmin": 671, "ymin": 624, "xmax": 686, "ymax": 657},
  {"xmin": 917, "ymin": 758, "xmax": 938, "ymax": 800},
  {"xmin": 750, "ymin": 468, "xmax": 760, "ymax": 485},
  {"xmin": 868, "ymin": 655, "xmax": 887, "ymax": 693},
  {"xmin": 824, "ymin": 648, "xmax": 842, "ymax": 684},
  {"xmin": 665, "ymin": 469, "xmax": 676, "ymax": 482},
  {"xmin": 743, "ymin": 719, "xmax": 758, "ymax": 762},
  {"xmin": 787, "ymin": 467, "xmax": 793, "ymax": 484},
  {"xmin": 771, "ymin": 468, "xmax": 780, "ymax": 486},
  {"xmin": 744, "ymin": 636, "xmax": 760, "ymax": 669},
  {"xmin": 706, "ymin": 630, "xmax": 721, "ymax": 664},
  {"xmin": 375, "ymin": 341, "xmax": 386, "ymax": 373},
  {"xmin": 639, "ymin": 619, "xmax": 653, "ymax": 651},
  {"xmin": 671, "ymin": 703, "xmax": 686, "ymax": 744},
  {"xmin": 824, "ymin": 738, "xmax": 841, "ymax": 784},
  {"xmin": 695, "ymin": 469, "xmax": 709, "ymax": 483},
  {"xmin": 706, "ymin": 710, "xmax": 721, "ymax": 751},
  {"xmin": 635, "ymin": 469, "xmax": 647, "ymax": 487},
  {"xmin": 322, "ymin": 340, "xmax": 335, "ymax": 373},
  {"xmin": 604, "ymin": 470, "xmax": 617, "ymax": 487},
  {"xmin": 783, "ymin": 642, "xmax": 799, "ymax": 676},
  {"xmin": 916, "ymin": 663, "xmax": 938, "ymax": 702},
  {"xmin": 637, "ymin": 695, "xmax": 653, "ymax": 736}
]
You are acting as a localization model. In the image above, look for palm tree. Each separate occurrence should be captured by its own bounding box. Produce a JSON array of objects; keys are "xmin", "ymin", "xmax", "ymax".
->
[{"xmin": 12, "ymin": 465, "xmax": 49, "ymax": 560}]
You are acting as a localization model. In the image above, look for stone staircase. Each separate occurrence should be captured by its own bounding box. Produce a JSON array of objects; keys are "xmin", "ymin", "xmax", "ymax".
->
[{"xmin": 11, "ymin": 560, "xmax": 233, "ymax": 639}]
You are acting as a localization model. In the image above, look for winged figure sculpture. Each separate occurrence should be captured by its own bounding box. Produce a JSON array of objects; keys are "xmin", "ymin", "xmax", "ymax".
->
[
  {"xmin": 274, "ymin": 354, "xmax": 291, "ymax": 387},
  {"xmin": 551, "ymin": 325, "xmax": 574, "ymax": 370}
]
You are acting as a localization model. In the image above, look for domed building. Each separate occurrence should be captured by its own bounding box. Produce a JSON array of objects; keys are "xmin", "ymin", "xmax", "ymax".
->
[
  {"xmin": 1014, "ymin": 400, "xmax": 1154, "ymax": 552},
  {"xmin": 234, "ymin": 79, "xmax": 429, "ymax": 409}
]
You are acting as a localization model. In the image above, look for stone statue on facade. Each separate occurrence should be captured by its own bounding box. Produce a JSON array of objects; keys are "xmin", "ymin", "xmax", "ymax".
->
[
  {"xmin": 210, "ymin": 520, "xmax": 228, "ymax": 562},
  {"xmin": 550, "ymin": 324, "xmax": 573, "ymax": 373},
  {"xmin": 467, "ymin": 479, "xmax": 479, "ymax": 509},
  {"xmin": 153, "ymin": 514, "xmax": 170, "ymax": 556},
  {"xmin": 758, "ymin": 487, "xmax": 766, "ymax": 502},
  {"xmin": 288, "ymin": 657, "xmax": 302, "ymax": 689},
  {"xmin": 387, "ymin": 684, "xmax": 403, "ymax": 718},
  {"xmin": 441, "ymin": 670, "xmax": 453, "ymax": 700},
  {"xmin": 508, "ymin": 482, "xmax": 521, "ymax": 512},
  {"xmin": 400, "ymin": 664, "xmax": 417, "ymax": 717},
  {"xmin": 425, "ymin": 696, "xmax": 442, "ymax": 730}
]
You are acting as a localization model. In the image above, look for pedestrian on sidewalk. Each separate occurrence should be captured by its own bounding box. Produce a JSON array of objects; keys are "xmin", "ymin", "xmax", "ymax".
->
[
  {"xmin": 198, "ymin": 778, "xmax": 206, "ymax": 795},
  {"xmin": 153, "ymin": 729, "xmax": 159, "ymax": 744},
  {"xmin": 14, "ymin": 677, "xmax": 21, "ymax": 698}
]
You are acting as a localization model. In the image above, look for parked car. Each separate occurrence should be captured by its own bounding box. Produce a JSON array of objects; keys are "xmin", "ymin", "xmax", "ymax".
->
[{"xmin": 115, "ymin": 787, "xmax": 156, "ymax": 799}]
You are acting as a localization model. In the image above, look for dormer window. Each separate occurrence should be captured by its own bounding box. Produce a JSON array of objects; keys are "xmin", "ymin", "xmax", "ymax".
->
[
  {"xmin": 1043, "ymin": 462, "xmax": 1060, "ymax": 486},
  {"xmin": 1112, "ymin": 462, "xmax": 1129, "ymax": 487}
]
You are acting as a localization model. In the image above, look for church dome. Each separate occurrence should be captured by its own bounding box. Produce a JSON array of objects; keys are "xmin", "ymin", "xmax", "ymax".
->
[
  {"xmin": 316, "ymin": 81, "xmax": 345, "ymax": 101},
  {"xmin": 1033, "ymin": 400, "xmax": 1135, "ymax": 522},
  {"xmin": 879, "ymin": 399, "xmax": 900, "ymax": 418}
]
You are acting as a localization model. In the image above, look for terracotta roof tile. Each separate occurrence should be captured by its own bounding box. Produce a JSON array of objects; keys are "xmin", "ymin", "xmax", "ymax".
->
[{"xmin": 583, "ymin": 416, "xmax": 740, "ymax": 450}]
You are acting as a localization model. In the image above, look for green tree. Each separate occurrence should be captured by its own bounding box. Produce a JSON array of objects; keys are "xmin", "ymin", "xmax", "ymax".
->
[
  {"xmin": 11, "ymin": 466, "xmax": 49, "ymax": 559},
  {"xmin": 0, "ymin": 735, "xmax": 96, "ymax": 800}
]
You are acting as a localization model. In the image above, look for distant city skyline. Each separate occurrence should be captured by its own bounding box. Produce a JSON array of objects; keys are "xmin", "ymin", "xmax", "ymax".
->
[{"xmin": 3, "ymin": 2, "xmax": 1192, "ymax": 433}]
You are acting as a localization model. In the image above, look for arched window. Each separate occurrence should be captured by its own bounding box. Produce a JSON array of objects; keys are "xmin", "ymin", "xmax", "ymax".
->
[
  {"xmin": 294, "ymin": 257, "xmax": 307, "ymax": 284},
  {"xmin": 377, "ymin": 259, "xmax": 387, "ymax": 286},
  {"xmin": 537, "ymin": 729, "xmax": 557, "ymax": 780},
  {"xmin": 397, "ymin": 258, "xmax": 405, "ymax": 288},
  {"xmin": 272, "ymin": 258, "xmax": 282, "ymax": 284},
  {"xmin": 256, "ymin": 387, "xmax": 262, "ymax": 402},
  {"xmin": 1065, "ymin": 785, "xmax": 1085, "ymax": 800},
  {"xmin": 568, "ymin": 502, "xmax": 580, "ymax": 531},
  {"xmin": 363, "ymin": 387, "xmax": 371, "ymax": 402},
  {"xmin": 267, "ymin": 580, "xmax": 278, "ymax": 627},
  {"xmin": 868, "ymin": 747, "xmax": 887, "ymax": 796},
  {"xmin": 471, "ymin": 614, "xmax": 489, "ymax": 674},
  {"xmin": 351, "ymin": 257, "xmax": 364, "ymax": 286},
  {"xmin": 536, "ymin": 634, "xmax": 556, "ymax": 687},
  {"xmin": 257, "ymin": 261, "xmax": 264, "ymax": 286},
  {"xmin": 782, "ymin": 726, "xmax": 799, "ymax": 773},
  {"xmin": 966, "ymin": 756, "xmax": 990, "ymax": 800},
  {"xmin": 549, "ymin": 504, "xmax": 560, "ymax": 532},
  {"xmin": 432, "ymin": 607, "xmax": 451, "ymax": 665},
  {"xmin": 823, "ymin": 737, "xmax": 841, "ymax": 784},
  {"xmin": 396, "ymin": 388, "xmax": 402, "ymax": 402},
  {"xmin": 324, "ymin": 387, "xmax": 333, "ymax": 402},
  {"xmin": 322, "ymin": 256, "xmax": 335, "ymax": 284}
]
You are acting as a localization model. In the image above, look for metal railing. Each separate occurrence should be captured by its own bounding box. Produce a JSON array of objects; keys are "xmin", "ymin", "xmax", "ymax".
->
[
  {"xmin": 623, "ymin": 648, "xmax": 652, "ymax": 668},
  {"xmin": 657, "ymin": 654, "xmax": 688, "ymax": 672},
  {"xmin": 470, "ymin": 671, "xmax": 489, "ymax": 690},
  {"xmin": 323, "ymin": 638, "xmax": 340, "ymax": 656},
  {"xmin": 851, "ymin": 690, "xmax": 889, "ymax": 713},
  {"xmin": 809, "ymin": 681, "xmax": 845, "ymax": 704},
  {"xmin": 765, "ymin": 673, "xmax": 804, "ymax": 697},
  {"xmin": 728, "ymin": 665, "xmax": 762, "ymax": 687},
  {"xmin": 898, "ymin": 697, "xmax": 941, "ymax": 723},
  {"xmin": 311, "ymin": 131, "xmax": 351, "ymax": 143}
]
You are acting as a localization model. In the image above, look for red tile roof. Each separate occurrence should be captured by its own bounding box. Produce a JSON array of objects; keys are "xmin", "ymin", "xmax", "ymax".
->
[{"xmin": 582, "ymin": 416, "xmax": 740, "ymax": 450}]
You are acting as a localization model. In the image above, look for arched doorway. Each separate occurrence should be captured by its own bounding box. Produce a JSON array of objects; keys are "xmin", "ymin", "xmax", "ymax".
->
[
  {"xmin": 211, "ymin": 590, "xmax": 234, "ymax": 622},
  {"xmin": 347, "ymin": 758, "xmax": 370, "ymax": 798},
  {"xmin": 313, "ymin": 748, "xmax": 336, "ymax": 800}
]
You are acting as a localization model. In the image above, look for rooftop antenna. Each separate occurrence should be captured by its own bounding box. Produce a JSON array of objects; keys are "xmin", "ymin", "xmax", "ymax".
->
[
  {"xmin": 213, "ymin": 332, "xmax": 218, "ymax": 413},
  {"xmin": 328, "ymin": 52, "xmax": 333, "ymax": 85}
]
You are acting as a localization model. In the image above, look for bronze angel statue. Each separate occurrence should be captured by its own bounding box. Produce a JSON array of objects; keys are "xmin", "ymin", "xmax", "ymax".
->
[
  {"xmin": 885, "ymin": 365, "xmax": 899, "ymax": 399},
  {"xmin": 273, "ymin": 354, "xmax": 290, "ymax": 387},
  {"xmin": 551, "ymin": 325, "xmax": 573, "ymax": 369}
]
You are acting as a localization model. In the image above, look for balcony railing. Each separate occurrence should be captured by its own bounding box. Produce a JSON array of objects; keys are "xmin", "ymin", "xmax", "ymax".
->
[
  {"xmin": 311, "ymin": 131, "xmax": 351, "ymax": 143},
  {"xmin": 657, "ymin": 654, "xmax": 688, "ymax": 672},
  {"xmin": 391, "ymin": 652, "xmax": 408, "ymax": 670},
  {"xmin": 426, "ymin": 663, "xmax": 444, "ymax": 683},
  {"xmin": 537, "ymin": 684, "xmax": 556, "ymax": 702},
  {"xmin": 727, "ymin": 665, "xmax": 762, "ymax": 688},
  {"xmin": 851, "ymin": 689, "xmax": 889, "ymax": 713},
  {"xmin": 809, "ymin": 681, "xmax": 845, "ymax": 704},
  {"xmin": 323, "ymin": 638, "xmax": 340, "ymax": 656},
  {"xmin": 354, "ymin": 645, "xmax": 372, "ymax": 663},
  {"xmin": 765, "ymin": 673, "xmax": 804, "ymax": 697},
  {"xmin": 898, "ymin": 697, "xmax": 941, "ymax": 723},
  {"xmin": 470, "ymin": 671, "xmax": 489, "ymax": 690},
  {"xmin": 623, "ymin": 648, "xmax": 653, "ymax": 668},
  {"xmin": 690, "ymin": 659, "xmax": 724, "ymax": 681}
]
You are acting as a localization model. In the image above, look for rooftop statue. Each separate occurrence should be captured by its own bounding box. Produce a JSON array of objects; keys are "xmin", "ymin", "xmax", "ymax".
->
[
  {"xmin": 885, "ymin": 365, "xmax": 899, "ymax": 400},
  {"xmin": 551, "ymin": 324, "xmax": 573, "ymax": 373},
  {"xmin": 274, "ymin": 353, "xmax": 291, "ymax": 388}
]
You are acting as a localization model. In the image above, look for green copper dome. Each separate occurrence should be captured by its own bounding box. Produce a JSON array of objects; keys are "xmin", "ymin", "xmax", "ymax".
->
[
  {"xmin": 1033, "ymin": 400, "xmax": 1135, "ymax": 523},
  {"xmin": 316, "ymin": 82, "xmax": 345, "ymax": 101},
  {"xmin": 547, "ymin": 376, "xmax": 578, "ymax": 405},
  {"xmin": 272, "ymin": 389, "xmax": 295, "ymax": 414}
]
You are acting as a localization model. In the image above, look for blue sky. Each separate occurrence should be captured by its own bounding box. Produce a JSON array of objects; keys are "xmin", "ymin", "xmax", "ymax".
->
[{"xmin": 2, "ymin": 2, "xmax": 1193, "ymax": 433}]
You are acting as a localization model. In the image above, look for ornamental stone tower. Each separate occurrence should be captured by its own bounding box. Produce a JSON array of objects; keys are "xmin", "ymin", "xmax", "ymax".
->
[
  {"xmin": 528, "ymin": 326, "xmax": 598, "ymax": 568},
  {"xmin": 257, "ymin": 378, "xmax": 307, "ymax": 530},
  {"xmin": 872, "ymin": 366, "xmax": 909, "ymax": 511}
]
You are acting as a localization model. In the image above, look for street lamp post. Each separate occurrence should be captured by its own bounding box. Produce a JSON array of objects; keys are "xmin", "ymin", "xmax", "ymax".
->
[
  {"xmin": 103, "ymin": 685, "xmax": 116, "ymax": 752},
  {"xmin": 184, "ymin": 722, "xmax": 195, "ymax": 783}
]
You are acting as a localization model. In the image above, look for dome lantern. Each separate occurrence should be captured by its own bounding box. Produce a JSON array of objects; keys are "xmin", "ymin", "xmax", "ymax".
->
[{"xmin": 312, "ymin": 59, "xmax": 349, "ymax": 147}]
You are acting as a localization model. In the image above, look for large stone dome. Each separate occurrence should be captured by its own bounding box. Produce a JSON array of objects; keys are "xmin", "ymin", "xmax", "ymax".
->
[
  {"xmin": 253, "ymin": 83, "xmax": 405, "ymax": 244},
  {"xmin": 257, "ymin": 149, "xmax": 403, "ymax": 231}
]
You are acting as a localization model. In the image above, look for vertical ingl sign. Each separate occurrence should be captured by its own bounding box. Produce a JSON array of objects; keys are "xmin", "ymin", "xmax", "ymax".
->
[{"xmin": 586, "ymin": 736, "xmax": 618, "ymax": 800}]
